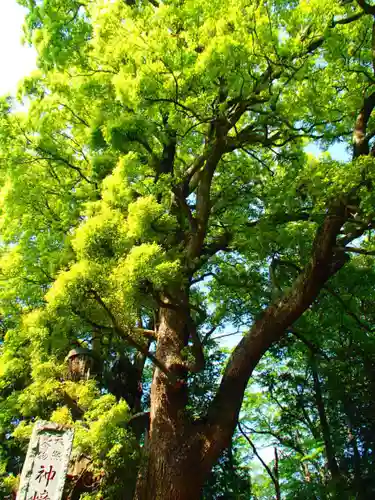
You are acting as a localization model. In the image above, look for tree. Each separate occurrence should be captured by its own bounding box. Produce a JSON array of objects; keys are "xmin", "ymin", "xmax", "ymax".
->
[
  {"xmin": 2, "ymin": 0, "xmax": 375, "ymax": 498},
  {"xmin": 239, "ymin": 260, "xmax": 375, "ymax": 499}
]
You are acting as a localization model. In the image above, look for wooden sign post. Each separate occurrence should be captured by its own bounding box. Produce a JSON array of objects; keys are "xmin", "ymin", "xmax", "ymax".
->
[{"xmin": 16, "ymin": 421, "xmax": 74, "ymax": 500}]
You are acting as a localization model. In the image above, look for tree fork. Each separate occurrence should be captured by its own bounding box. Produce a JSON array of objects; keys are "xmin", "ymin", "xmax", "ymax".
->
[{"xmin": 131, "ymin": 4, "xmax": 375, "ymax": 498}]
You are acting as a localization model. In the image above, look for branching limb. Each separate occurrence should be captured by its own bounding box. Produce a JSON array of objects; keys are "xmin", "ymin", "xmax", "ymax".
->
[
  {"xmin": 145, "ymin": 97, "xmax": 204, "ymax": 121},
  {"xmin": 185, "ymin": 317, "xmax": 205, "ymax": 373},
  {"xmin": 134, "ymin": 328, "xmax": 157, "ymax": 339},
  {"xmin": 249, "ymin": 426, "xmax": 305, "ymax": 456},
  {"xmin": 187, "ymin": 141, "xmax": 226, "ymax": 259},
  {"xmin": 58, "ymin": 102, "xmax": 90, "ymax": 127},
  {"xmin": 332, "ymin": 11, "xmax": 364, "ymax": 25},
  {"xmin": 62, "ymin": 391, "xmax": 85, "ymax": 421},
  {"xmin": 172, "ymin": 186, "xmax": 197, "ymax": 232},
  {"xmin": 202, "ymin": 325, "xmax": 219, "ymax": 344},
  {"xmin": 89, "ymin": 290, "xmax": 177, "ymax": 384},
  {"xmin": 238, "ymin": 422, "xmax": 281, "ymax": 500},
  {"xmin": 335, "ymin": 245, "xmax": 375, "ymax": 256},
  {"xmin": 356, "ymin": 0, "xmax": 375, "ymax": 15},
  {"xmin": 324, "ymin": 284, "xmax": 373, "ymax": 332},
  {"xmin": 353, "ymin": 90, "xmax": 375, "ymax": 157},
  {"xmin": 288, "ymin": 328, "xmax": 330, "ymax": 361},
  {"xmin": 273, "ymin": 258, "xmax": 372, "ymax": 332},
  {"xmin": 36, "ymin": 145, "xmax": 95, "ymax": 185},
  {"xmin": 211, "ymin": 331, "xmax": 243, "ymax": 341}
]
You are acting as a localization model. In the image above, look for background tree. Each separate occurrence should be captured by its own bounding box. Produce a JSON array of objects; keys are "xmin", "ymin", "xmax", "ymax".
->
[{"xmin": 239, "ymin": 259, "xmax": 375, "ymax": 499}]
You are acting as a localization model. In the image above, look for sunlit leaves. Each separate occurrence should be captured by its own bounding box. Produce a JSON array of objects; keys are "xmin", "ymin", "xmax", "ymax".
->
[{"xmin": 1, "ymin": 0, "xmax": 375, "ymax": 497}]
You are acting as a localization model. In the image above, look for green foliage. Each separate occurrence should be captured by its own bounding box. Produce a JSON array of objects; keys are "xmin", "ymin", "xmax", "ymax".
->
[
  {"xmin": 1, "ymin": 0, "xmax": 375, "ymax": 497},
  {"xmin": 240, "ymin": 266, "xmax": 375, "ymax": 498}
]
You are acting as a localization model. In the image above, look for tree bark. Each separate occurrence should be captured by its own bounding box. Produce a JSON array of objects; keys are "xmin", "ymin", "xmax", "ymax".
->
[
  {"xmin": 134, "ymin": 299, "xmax": 208, "ymax": 499},
  {"xmin": 202, "ymin": 210, "xmax": 348, "ymax": 463},
  {"xmin": 134, "ymin": 434, "xmax": 204, "ymax": 500},
  {"xmin": 132, "ymin": 168, "xmax": 369, "ymax": 499}
]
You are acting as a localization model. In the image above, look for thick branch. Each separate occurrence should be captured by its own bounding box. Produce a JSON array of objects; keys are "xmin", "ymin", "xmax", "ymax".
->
[
  {"xmin": 187, "ymin": 140, "xmax": 226, "ymax": 258},
  {"xmin": 89, "ymin": 290, "xmax": 177, "ymax": 384},
  {"xmin": 62, "ymin": 391, "xmax": 85, "ymax": 421},
  {"xmin": 353, "ymin": 90, "xmax": 375, "ymax": 157},
  {"xmin": 201, "ymin": 70, "xmax": 375, "ymax": 452},
  {"xmin": 332, "ymin": 12, "xmax": 364, "ymax": 25},
  {"xmin": 273, "ymin": 257, "xmax": 372, "ymax": 332},
  {"xmin": 199, "ymin": 231, "xmax": 232, "ymax": 259},
  {"xmin": 356, "ymin": 0, "xmax": 375, "ymax": 15},
  {"xmin": 126, "ymin": 411, "xmax": 150, "ymax": 441},
  {"xmin": 134, "ymin": 327, "xmax": 157, "ymax": 339},
  {"xmin": 186, "ymin": 317, "xmax": 205, "ymax": 372},
  {"xmin": 273, "ymin": 448, "xmax": 281, "ymax": 500},
  {"xmin": 180, "ymin": 13, "xmax": 355, "ymax": 262},
  {"xmin": 336, "ymin": 245, "xmax": 375, "ymax": 255},
  {"xmin": 203, "ymin": 208, "xmax": 347, "ymax": 456},
  {"xmin": 172, "ymin": 186, "xmax": 197, "ymax": 232}
]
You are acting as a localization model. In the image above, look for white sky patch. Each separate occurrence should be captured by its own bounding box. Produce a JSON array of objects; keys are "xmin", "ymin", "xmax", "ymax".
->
[
  {"xmin": 305, "ymin": 141, "xmax": 350, "ymax": 162},
  {"xmin": 0, "ymin": 0, "xmax": 37, "ymax": 96}
]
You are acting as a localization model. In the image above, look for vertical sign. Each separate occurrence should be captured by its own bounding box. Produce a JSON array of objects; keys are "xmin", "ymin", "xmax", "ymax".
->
[{"xmin": 17, "ymin": 421, "xmax": 74, "ymax": 500}]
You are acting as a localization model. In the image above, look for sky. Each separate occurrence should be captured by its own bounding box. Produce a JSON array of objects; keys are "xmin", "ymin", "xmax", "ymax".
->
[{"xmin": 0, "ymin": 0, "xmax": 36, "ymax": 96}]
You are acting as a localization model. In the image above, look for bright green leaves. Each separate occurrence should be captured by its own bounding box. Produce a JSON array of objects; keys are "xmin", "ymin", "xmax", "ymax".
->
[
  {"xmin": 3, "ymin": 0, "xmax": 375, "ymax": 497},
  {"xmin": 18, "ymin": 0, "xmax": 92, "ymax": 69},
  {"xmin": 46, "ymin": 241, "xmax": 180, "ymax": 328},
  {"xmin": 74, "ymin": 396, "xmax": 130, "ymax": 462},
  {"xmin": 109, "ymin": 242, "xmax": 180, "ymax": 324},
  {"xmin": 101, "ymin": 153, "xmax": 150, "ymax": 208},
  {"xmin": 127, "ymin": 196, "xmax": 177, "ymax": 241},
  {"xmin": 46, "ymin": 189, "xmax": 181, "ymax": 329},
  {"xmin": 18, "ymin": 376, "xmax": 62, "ymax": 417},
  {"xmin": 11, "ymin": 389, "xmax": 137, "ymax": 499},
  {"xmin": 46, "ymin": 260, "xmax": 105, "ymax": 310},
  {"xmin": 73, "ymin": 206, "xmax": 129, "ymax": 261},
  {"xmin": 113, "ymin": 242, "xmax": 180, "ymax": 292},
  {"xmin": 72, "ymin": 395, "xmax": 137, "ymax": 500}
]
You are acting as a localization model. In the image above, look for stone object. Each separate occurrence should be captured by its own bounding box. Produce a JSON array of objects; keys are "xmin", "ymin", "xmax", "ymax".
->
[
  {"xmin": 16, "ymin": 421, "xmax": 74, "ymax": 500},
  {"xmin": 66, "ymin": 348, "xmax": 96, "ymax": 381}
]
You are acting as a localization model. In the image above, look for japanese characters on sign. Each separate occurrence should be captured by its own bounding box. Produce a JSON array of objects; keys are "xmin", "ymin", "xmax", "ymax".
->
[
  {"xmin": 29, "ymin": 492, "xmax": 50, "ymax": 500},
  {"xmin": 16, "ymin": 421, "xmax": 74, "ymax": 500},
  {"xmin": 35, "ymin": 464, "xmax": 56, "ymax": 488}
]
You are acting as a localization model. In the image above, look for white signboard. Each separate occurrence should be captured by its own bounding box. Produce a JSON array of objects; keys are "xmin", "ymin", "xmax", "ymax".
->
[{"xmin": 17, "ymin": 421, "xmax": 74, "ymax": 500}]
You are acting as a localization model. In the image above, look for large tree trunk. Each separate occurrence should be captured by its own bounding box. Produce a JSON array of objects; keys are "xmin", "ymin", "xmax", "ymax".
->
[
  {"xmin": 134, "ymin": 300, "xmax": 209, "ymax": 500},
  {"xmin": 134, "ymin": 435, "xmax": 204, "ymax": 500}
]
